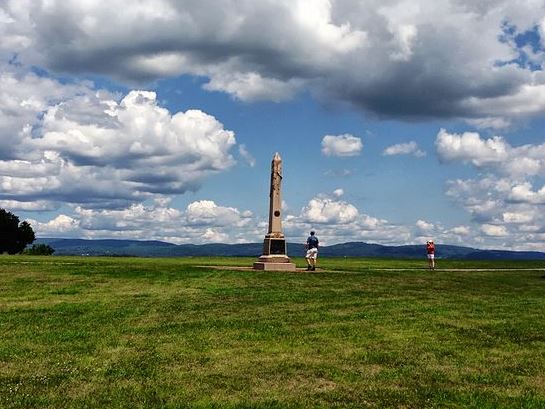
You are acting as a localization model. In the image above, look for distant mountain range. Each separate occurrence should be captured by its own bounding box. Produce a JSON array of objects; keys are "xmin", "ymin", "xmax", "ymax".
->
[{"xmin": 35, "ymin": 238, "xmax": 545, "ymax": 260}]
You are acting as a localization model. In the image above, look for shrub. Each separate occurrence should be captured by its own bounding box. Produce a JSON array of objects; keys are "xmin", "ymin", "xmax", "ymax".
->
[{"xmin": 24, "ymin": 244, "xmax": 55, "ymax": 256}]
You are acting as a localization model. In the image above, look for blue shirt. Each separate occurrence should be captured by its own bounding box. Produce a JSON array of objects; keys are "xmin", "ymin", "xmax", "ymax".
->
[{"xmin": 307, "ymin": 235, "xmax": 319, "ymax": 249}]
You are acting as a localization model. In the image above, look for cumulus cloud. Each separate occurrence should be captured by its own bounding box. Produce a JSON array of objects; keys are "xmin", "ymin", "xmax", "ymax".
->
[
  {"xmin": 321, "ymin": 134, "xmax": 363, "ymax": 157},
  {"xmin": 440, "ymin": 128, "xmax": 545, "ymax": 250},
  {"xmin": 29, "ymin": 214, "xmax": 81, "ymax": 236},
  {"xmin": 383, "ymin": 141, "xmax": 425, "ymax": 157},
  {"xmin": 238, "ymin": 144, "xmax": 256, "ymax": 167},
  {"xmin": 3, "ymin": 0, "xmax": 543, "ymax": 124},
  {"xmin": 446, "ymin": 177, "xmax": 517, "ymax": 222},
  {"xmin": 28, "ymin": 187, "xmax": 525, "ymax": 249},
  {"xmin": 416, "ymin": 219, "xmax": 435, "ymax": 233},
  {"xmin": 95, "ymin": 190, "xmax": 393, "ymax": 247},
  {"xmin": 481, "ymin": 224, "xmax": 508, "ymax": 237},
  {"xmin": 332, "ymin": 188, "xmax": 344, "ymax": 197},
  {"xmin": 0, "ymin": 68, "xmax": 95, "ymax": 158},
  {"xmin": 200, "ymin": 228, "xmax": 229, "ymax": 243},
  {"xmin": 0, "ymin": 199, "xmax": 59, "ymax": 212},
  {"xmin": 436, "ymin": 129, "xmax": 545, "ymax": 177},
  {"xmin": 203, "ymin": 72, "xmax": 304, "ymax": 102},
  {"xmin": 30, "ymin": 200, "xmax": 257, "ymax": 244},
  {"xmin": 0, "ymin": 71, "xmax": 237, "ymax": 209},
  {"xmin": 324, "ymin": 169, "xmax": 353, "ymax": 177},
  {"xmin": 436, "ymin": 129, "xmax": 509, "ymax": 166},
  {"xmin": 450, "ymin": 225, "xmax": 470, "ymax": 236},
  {"xmin": 508, "ymin": 182, "xmax": 545, "ymax": 204},
  {"xmin": 502, "ymin": 210, "xmax": 535, "ymax": 224},
  {"xmin": 292, "ymin": 187, "xmax": 526, "ymax": 247},
  {"xmin": 283, "ymin": 191, "xmax": 414, "ymax": 245},
  {"xmin": 301, "ymin": 194, "xmax": 359, "ymax": 224},
  {"xmin": 186, "ymin": 200, "xmax": 252, "ymax": 227}
]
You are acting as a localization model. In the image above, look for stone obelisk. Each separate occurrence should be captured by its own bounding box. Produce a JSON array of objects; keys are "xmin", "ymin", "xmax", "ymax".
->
[{"xmin": 253, "ymin": 152, "xmax": 296, "ymax": 271}]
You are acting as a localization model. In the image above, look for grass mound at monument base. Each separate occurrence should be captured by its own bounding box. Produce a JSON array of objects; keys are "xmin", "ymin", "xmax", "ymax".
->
[{"xmin": 1, "ymin": 256, "xmax": 544, "ymax": 408}]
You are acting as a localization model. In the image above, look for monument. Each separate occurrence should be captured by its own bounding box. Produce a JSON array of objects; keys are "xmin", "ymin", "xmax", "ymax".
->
[{"xmin": 253, "ymin": 152, "xmax": 296, "ymax": 271}]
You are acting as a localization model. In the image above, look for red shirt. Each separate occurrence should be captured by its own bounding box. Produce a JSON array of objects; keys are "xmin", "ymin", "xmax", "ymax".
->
[{"xmin": 426, "ymin": 243, "xmax": 435, "ymax": 254}]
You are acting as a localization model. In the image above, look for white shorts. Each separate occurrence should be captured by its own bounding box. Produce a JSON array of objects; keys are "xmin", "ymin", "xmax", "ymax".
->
[
  {"xmin": 427, "ymin": 254, "xmax": 435, "ymax": 260},
  {"xmin": 306, "ymin": 248, "xmax": 318, "ymax": 259}
]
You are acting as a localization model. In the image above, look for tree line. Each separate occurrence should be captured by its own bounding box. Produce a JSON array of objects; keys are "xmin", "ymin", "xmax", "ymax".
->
[{"xmin": 0, "ymin": 209, "xmax": 54, "ymax": 255}]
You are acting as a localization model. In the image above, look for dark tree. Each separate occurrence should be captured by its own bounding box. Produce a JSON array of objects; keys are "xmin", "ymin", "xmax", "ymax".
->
[
  {"xmin": 0, "ymin": 209, "xmax": 36, "ymax": 254},
  {"xmin": 24, "ymin": 244, "xmax": 55, "ymax": 256}
]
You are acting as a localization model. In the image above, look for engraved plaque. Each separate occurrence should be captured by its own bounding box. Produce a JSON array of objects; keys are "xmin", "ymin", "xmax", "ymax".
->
[{"xmin": 270, "ymin": 239, "xmax": 286, "ymax": 255}]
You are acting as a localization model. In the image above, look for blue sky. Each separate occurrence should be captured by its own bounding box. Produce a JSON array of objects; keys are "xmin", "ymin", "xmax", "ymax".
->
[{"xmin": 2, "ymin": 0, "xmax": 545, "ymax": 250}]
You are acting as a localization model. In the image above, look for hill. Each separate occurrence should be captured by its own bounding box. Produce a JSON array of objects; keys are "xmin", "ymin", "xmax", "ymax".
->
[{"xmin": 34, "ymin": 238, "xmax": 545, "ymax": 260}]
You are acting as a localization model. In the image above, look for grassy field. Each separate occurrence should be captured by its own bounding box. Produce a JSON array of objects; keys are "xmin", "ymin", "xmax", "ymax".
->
[{"xmin": 0, "ymin": 256, "xmax": 544, "ymax": 408}]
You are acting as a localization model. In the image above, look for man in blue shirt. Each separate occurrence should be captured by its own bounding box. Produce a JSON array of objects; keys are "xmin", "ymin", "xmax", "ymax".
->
[{"xmin": 305, "ymin": 231, "xmax": 319, "ymax": 271}]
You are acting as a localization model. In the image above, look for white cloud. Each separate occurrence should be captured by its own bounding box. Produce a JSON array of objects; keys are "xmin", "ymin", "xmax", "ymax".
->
[
  {"xmin": 438, "ymin": 129, "xmax": 545, "ymax": 247},
  {"xmin": 461, "ymin": 83, "xmax": 545, "ymax": 125},
  {"xmin": 284, "ymin": 192, "xmax": 411, "ymax": 246},
  {"xmin": 0, "ymin": 200, "xmax": 59, "ymax": 211},
  {"xmin": 416, "ymin": 219, "xmax": 435, "ymax": 233},
  {"xmin": 440, "ymin": 133, "xmax": 545, "ymax": 250},
  {"xmin": 321, "ymin": 134, "xmax": 363, "ymax": 157},
  {"xmin": 324, "ymin": 169, "xmax": 353, "ymax": 177},
  {"xmin": 200, "ymin": 228, "xmax": 229, "ymax": 243},
  {"xmin": 203, "ymin": 72, "xmax": 304, "ymax": 102},
  {"xmin": 333, "ymin": 188, "xmax": 344, "ymax": 197},
  {"xmin": 389, "ymin": 24, "xmax": 417, "ymax": 61},
  {"xmin": 540, "ymin": 17, "xmax": 545, "ymax": 48},
  {"xmin": 29, "ymin": 214, "xmax": 80, "ymax": 235},
  {"xmin": 31, "ymin": 90, "xmax": 236, "ymax": 171},
  {"xmin": 481, "ymin": 224, "xmax": 508, "ymax": 237},
  {"xmin": 436, "ymin": 129, "xmax": 508, "ymax": 166},
  {"xmin": 450, "ymin": 225, "xmax": 470, "ymax": 235},
  {"xmin": 186, "ymin": 200, "xmax": 252, "ymax": 227},
  {"xmin": 436, "ymin": 129, "xmax": 545, "ymax": 177},
  {"xmin": 508, "ymin": 182, "xmax": 545, "ymax": 204},
  {"xmin": 383, "ymin": 141, "xmax": 425, "ymax": 157},
  {"xmin": 30, "ymin": 200, "xmax": 258, "ymax": 244},
  {"xmin": 3, "ymin": 1, "xmax": 545, "ymax": 124},
  {"xmin": 76, "ymin": 204, "xmax": 182, "ymax": 231},
  {"xmin": 446, "ymin": 177, "xmax": 513, "ymax": 223},
  {"xmin": 0, "ymin": 73, "xmax": 237, "ymax": 209},
  {"xmin": 0, "ymin": 68, "xmax": 95, "ymax": 157},
  {"xmin": 29, "ymin": 187, "xmax": 545, "ymax": 250},
  {"xmin": 465, "ymin": 117, "xmax": 512, "ymax": 130},
  {"xmin": 238, "ymin": 144, "xmax": 256, "ymax": 167},
  {"xmin": 502, "ymin": 210, "xmax": 535, "ymax": 224},
  {"xmin": 301, "ymin": 195, "xmax": 359, "ymax": 224}
]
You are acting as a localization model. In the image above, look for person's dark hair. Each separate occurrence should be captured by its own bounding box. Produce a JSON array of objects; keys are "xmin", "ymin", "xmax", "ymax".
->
[{"xmin": 310, "ymin": 231, "xmax": 315, "ymax": 235}]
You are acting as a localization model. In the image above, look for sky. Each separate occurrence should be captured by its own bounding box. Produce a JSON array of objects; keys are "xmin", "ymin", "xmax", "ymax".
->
[{"xmin": 2, "ymin": 0, "xmax": 545, "ymax": 250}]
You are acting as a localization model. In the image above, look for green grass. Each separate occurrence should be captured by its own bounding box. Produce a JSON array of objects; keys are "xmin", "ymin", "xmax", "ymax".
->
[{"xmin": 1, "ymin": 256, "xmax": 544, "ymax": 408}]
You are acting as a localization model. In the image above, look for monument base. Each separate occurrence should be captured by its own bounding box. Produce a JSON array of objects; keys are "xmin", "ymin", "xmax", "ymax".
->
[
  {"xmin": 253, "ymin": 261, "xmax": 296, "ymax": 271},
  {"xmin": 253, "ymin": 254, "xmax": 296, "ymax": 271}
]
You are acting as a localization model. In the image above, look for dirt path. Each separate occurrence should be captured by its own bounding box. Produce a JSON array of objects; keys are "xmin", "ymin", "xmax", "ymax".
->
[{"xmin": 198, "ymin": 265, "xmax": 545, "ymax": 272}]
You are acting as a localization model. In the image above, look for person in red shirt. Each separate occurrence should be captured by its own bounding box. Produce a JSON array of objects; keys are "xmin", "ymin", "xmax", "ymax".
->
[{"xmin": 426, "ymin": 240, "xmax": 435, "ymax": 270}]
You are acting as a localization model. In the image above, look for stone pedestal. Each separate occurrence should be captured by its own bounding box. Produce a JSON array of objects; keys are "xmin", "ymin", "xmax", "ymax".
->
[
  {"xmin": 253, "ymin": 260, "xmax": 296, "ymax": 271},
  {"xmin": 253, "ymin": 238, "xmax": 296, "ymax": 271}
]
